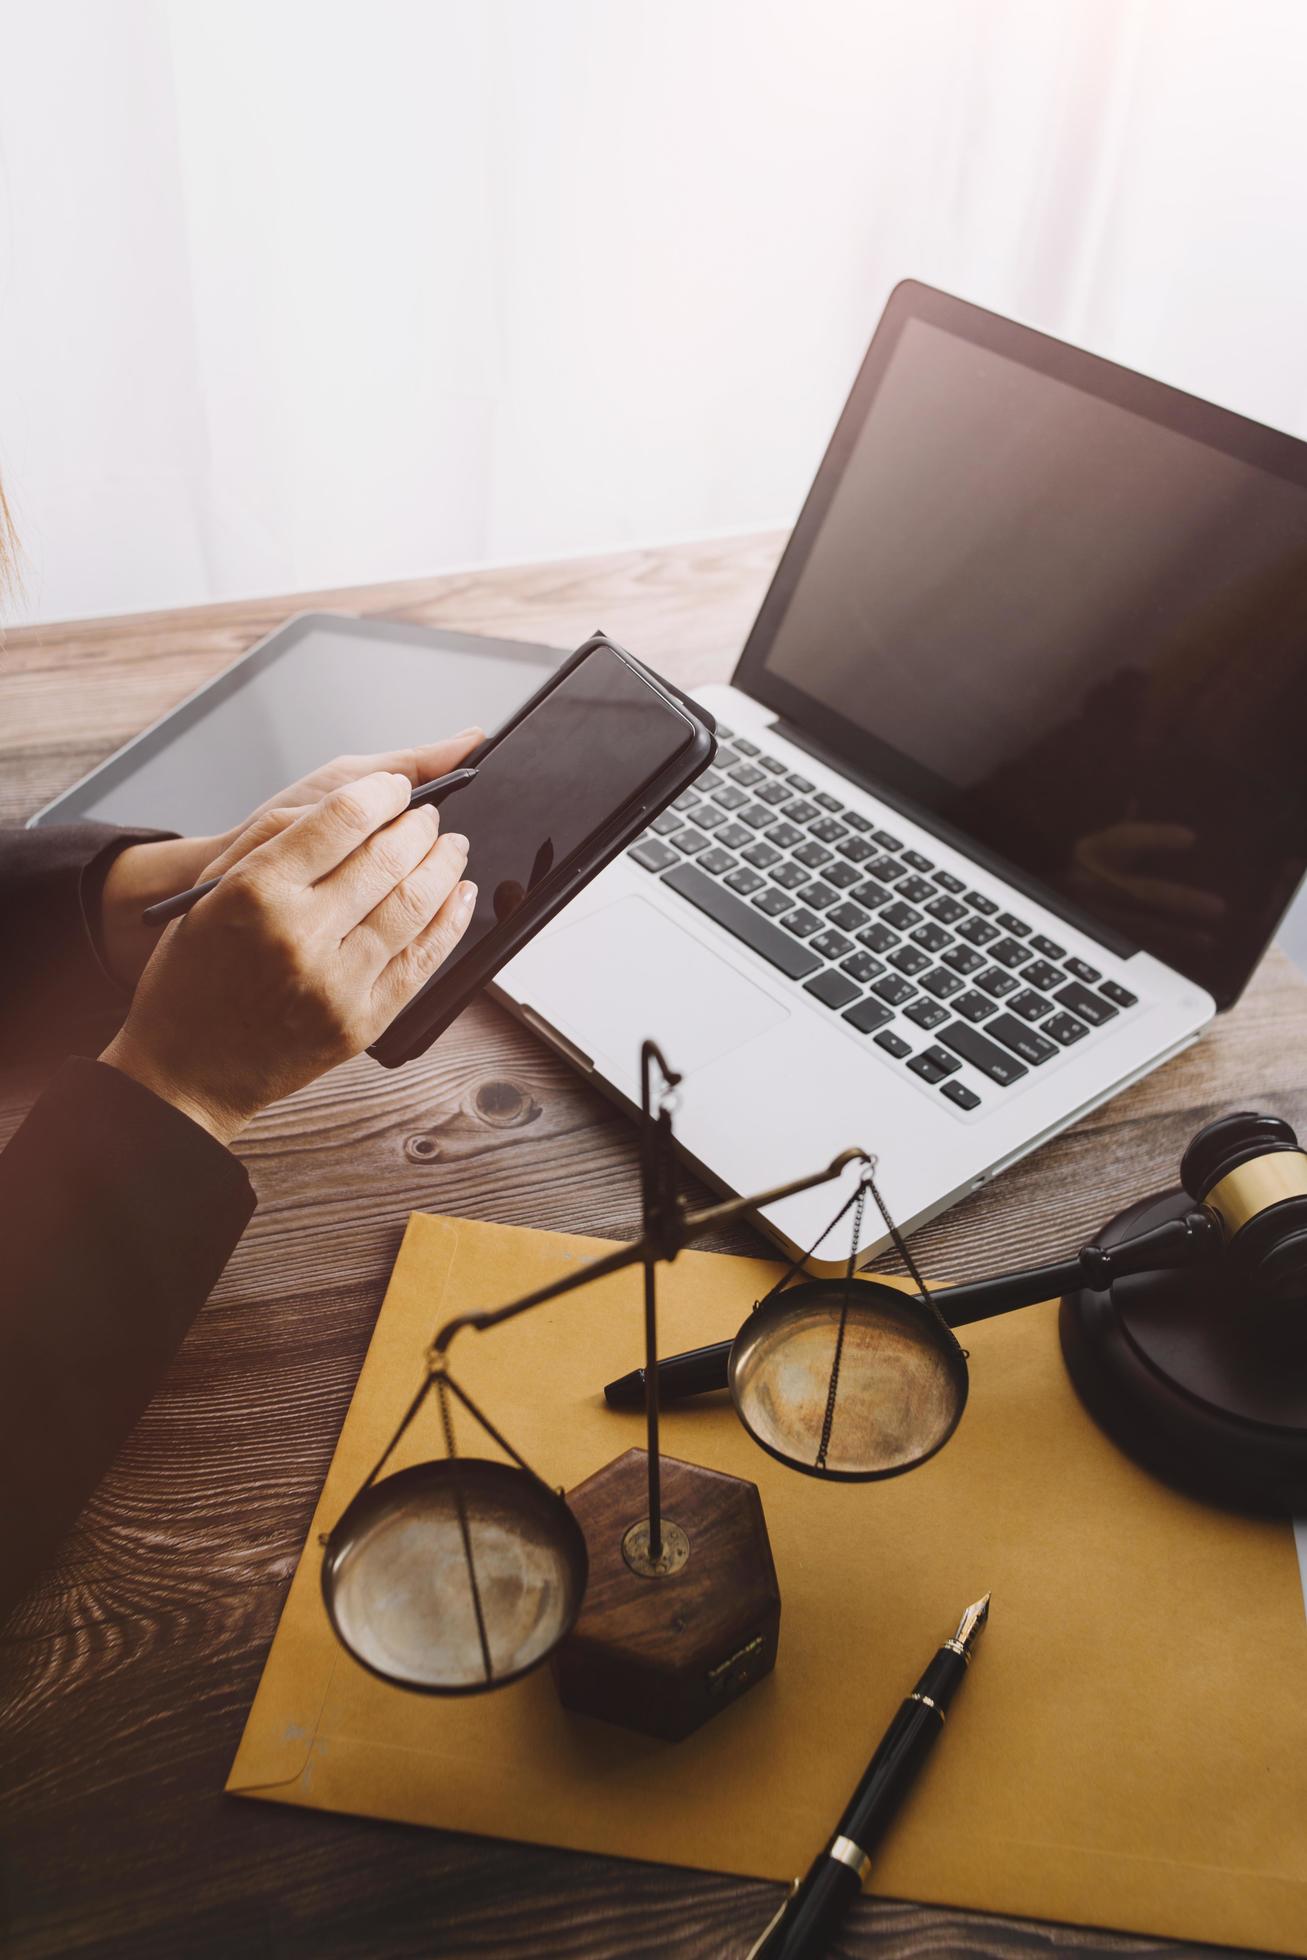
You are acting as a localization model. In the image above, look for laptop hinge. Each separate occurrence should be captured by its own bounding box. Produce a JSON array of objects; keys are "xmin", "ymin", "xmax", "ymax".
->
[{"xmin": 771, "ymin": 716, "xmax": 1140, "ymax": 962}]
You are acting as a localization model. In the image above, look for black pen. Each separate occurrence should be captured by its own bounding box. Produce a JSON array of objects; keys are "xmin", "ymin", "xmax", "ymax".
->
[
  {"xmin": 140, "ymin": 766, "xmax": 479, "ymax": 925},
  {"xmin": 745, "ymin": 1593, "xmax": 990, "ymax": 1960}
]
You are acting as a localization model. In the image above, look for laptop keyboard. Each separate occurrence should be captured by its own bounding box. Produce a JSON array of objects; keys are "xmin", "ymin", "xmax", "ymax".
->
[{"xmin": 627, "ymin": 725, "xmax": 1138, "ymax": 1116}]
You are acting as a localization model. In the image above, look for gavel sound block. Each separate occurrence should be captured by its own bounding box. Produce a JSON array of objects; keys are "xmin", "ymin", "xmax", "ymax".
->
[{"xmin": 551, "ymin": 1449, "xmax": 781, "ymax": 1742}]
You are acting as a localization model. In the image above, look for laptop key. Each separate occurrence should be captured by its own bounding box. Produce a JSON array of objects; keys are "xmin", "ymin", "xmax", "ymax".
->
[
  {"xmin": 1022, "ymin": 959, "xmax": 1064, "ymax": 992},
  {"xmin": 958, "ymin": 917, "xmax": 999, "ymax": 946},
  {"xmin": 744, "ymin": 840, "xmax": 780, "ymax": 869},
  {"xmin": 661, "ymin": 863, "xmax": 821, "ymax": 978},
  {"xmin": 851, "ymin": 877, "xmax": 893, "ymax": 909},
  {"xmin": 844, "ymin": 996, "xmax": 893, "ymax": 1034},
  {"xmin": 837, "ymin": 836, "xmax": 875, "ymax": 862},
  {"xmin": 629, "ymin": 838, "xmax": 679, "ymax": 873},
  {"xmin": 697, "ymin": 767, "xmax": 724, "ymax": 792},
  {"xmin": 844, "ymin": 810, "xmax": 872, "ymax": 832},
  {"xmin": 806, "ymin": 968, "xmax": 861, "ymax": 1009},
  {"xmin": 785, "ymin": 799, "xmax": 820, "ymax": 824},
  {"xmin": 826, "ymin": 860, "xmax": 863, "ymax": 889},
  {"xmin": 757, "ymin": 779, "xmax": 792, "ymax": 805},
  {"xmin": 651, "ymin": 810, "xmax": 683, "ymax": 834},
  {"xmin": 965, "ymin": 891, "xmax": 998, "ymax": 916},
  {"xmin": 869, "ymin": 855, "xmax": 907, "ymax": 884},
  {"xmin": 1008, "ymin": 989, "xmax": 1049, "ymax": 1022},
  {"xmin": 943, "ymin": 944, "xmax": 986, "ymax": 975},
  {"xmin": 841, "ymin": 949, "xmax": 885, "ymax": 984},
  {"xmin": 730, "ymin": 762, "xmax": 765, "ymax": 786},
  {"xmin": 794, "ymin": 840, "xmax": 831, "ymax": 869},
  {"xmin": 882, "ymin": 900, "xmax": 922, "ymax": 931},
  {"xmin": 990, "ymin": 936, "xmax": 1031, "ymax": 969},
  {"xmin": 767, "ymin": 820, "xmax": 803, "ymax": 850},
  {"xmin": 829, "ymin": 901, "xmax": 869, "ymax": 932},
  {"xmin": 753, "ymin": 886, "xmax": 792, "ymax": 918},
  {"xmin": 953, "ymin": 989, "xmax": 998, "ymax": 1022},
  {"xmin": 987, "ymin": 1014, "xmax": 1057, "ymax": 1066},
  {"xmin": 874, "ymin": 1028, "xmax": 912, "ymax": 1057},
  {"xmin": 672, "ymin": 828, "xmax": 709, "ymax": 855},
  {"xmin": 872, "ymin": 829, "xmax": 903, "ymax": 851},
  {"xmin": 1066, "ymin": 956, "xmax": 1101, "ymax": 984},
  {"xmin": 739, "ymin": 803, "xmax": 775, "ymax": 830},
  {"xmin": 996, "ymin": 912, "xmax": 1031, "ymax": 937},
  {"xmin": 977, "ymin": 967, "xmax": 1018, "ymax": 998},
  {"xmin": 942, "ymin": 1079, "xmax": 981, "ymax": 1110},
  {"xmin": 1044, "ymin": 1010, "xmax": 1090, "ymax": 1045},
  {"xmin": 785, "ymin": 773, "xmax": 815, "ymax": 792},
  {"xmin": 771, "ymin": 861, "xmax": 808, "ymax": 890},
  {"xmin": 783, "ymin": 907, "xmax": 822, "ymax": 938},
  {"xmin": 905, "ymin": 998, "xmax": 949, "ymax": 1031},
  {"xmin": 811, "ymin": 929, "xmax": 853, "ymax": 961},
  {"xmin": 938, "ymin": 1021, "xmax": 1029, "ymax": 1086},
  {"xmin": 715, "ymin": 723, "xmax": 735, "ymax": 739},
  {"xmin": 1055, "ymin": 980, "xmax": 1117, "ymax": 1026},
  {"xmin": 696, "ymin": 804, "xmax": 729, "ymax": 830},
  {"xmin": 874, "ymin": 973, "xmax": 917, "ymax": 1005},
  {"xmin": 933, "ymin": 870, "xmax": 966, "ymax": 894},
  {"xmin": 921, "ymin": 966, "xmax": 963, "ymax": 999},
  {"xmin": 713, "ymin": 784, "xmax": 748, "ymax": 811},
  {"xmin": 734, "ymin": 737, "xmax": 761, "ymax": 756},
  {"xmin": 858, "ymin": 921, "xmax": 898, "ymax": 954},
  {"xmin": 908, "ymin": 1049, "xmax": 951, "ymax": 1083},
  {"xmin": 911, "ymin": 922, "xmax": 952, "ymax": 954},
  {"xmin": 901, "ymin": 849, "xmax": 933, "ymax": 873},
  {"xmin": 810, "ymin": 816, "xmax": 849, "ymax": 845},
  {"xmin": 1031, "ymin": 933, "xmax": 1064, "ymax": 959},
  {"xmin": 815, "ymin": 791, "xmax": 844, "ymax": 813},
  {"xmin": 1100, "ymin": 979, "xmax": 1138, "ymax": 1008},
  {"xmin": 725, "ymin": 866, "xmax": 765, "ymax": 895},
  {"xmin": 898, "ymin": 876, "xmax": 935, "ymax": 905},
  {"xmin": 799, "ymin": 880, "xmax": 839, "ymax": 911},
  {"xmin": 759, "ymin": 754, "xmax": 786, "ymax": 775},
  {"xmin": 925, "ymin": 894, "xmax": 965, "ymax": 924},
  {"xmin": 716, "ymin": 823, "xmax": 753, "ymax": 850},
  {"xmin": 700, "ymin": 847, "xmax": 738, "ymax": 877},
  {"xmin": 891, "ymin": 944, "xmax": 930, "ymax": 975}
]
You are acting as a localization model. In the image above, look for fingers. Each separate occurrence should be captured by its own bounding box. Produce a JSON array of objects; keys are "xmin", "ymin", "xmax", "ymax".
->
[
  {"xmin": 348, "ymin": 830, "xmax": 470, "ymax": 965},
  {"xmin": 372, "ymin": 878, "xmax": 479, "ymax": 1018},
  {"xmin": 252, "ymin": 771, "xmax": 415, "ymax": 886},
  {"xmin": 315, "ymin": 800, "xmax": 452, "ymax": 930},
  {"xmin": 199, "ymin": 805, "xmax": 301, "ymax": 881},
  {"xmin": 338, "ymin": 730, "xmax": 484, "ymax": 790}
]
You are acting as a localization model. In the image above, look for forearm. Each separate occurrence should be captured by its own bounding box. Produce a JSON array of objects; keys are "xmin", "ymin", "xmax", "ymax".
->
[
  {"xmin": 0, "ymin": 1058, "xmax": 254, "ymax": 1620},
  {"xmin": 98, "ymin": 834, "xmax": 221, "ymax": 987}
]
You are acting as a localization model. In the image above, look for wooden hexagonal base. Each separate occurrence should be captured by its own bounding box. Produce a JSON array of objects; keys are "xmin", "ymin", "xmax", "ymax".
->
[{"xmin": 551, "ymin": 1447, "xmax": 781, "ymax": 1742}]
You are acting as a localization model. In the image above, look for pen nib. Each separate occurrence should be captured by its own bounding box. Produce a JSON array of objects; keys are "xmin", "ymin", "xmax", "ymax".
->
[{"xmin": 951, "ymin": 1591, "xmax": 990, "ymax": 1656}]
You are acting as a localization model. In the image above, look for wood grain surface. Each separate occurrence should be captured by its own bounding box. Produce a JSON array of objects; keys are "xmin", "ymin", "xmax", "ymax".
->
[{"xmin": 2, "ymin": 534, "xmax": 1303, "ymax": 1960}]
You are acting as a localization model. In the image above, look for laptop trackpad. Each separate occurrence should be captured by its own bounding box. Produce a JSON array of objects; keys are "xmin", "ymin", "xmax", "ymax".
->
[{"xmin": 520, "ymin": 895, "xmax": 789, "ymax": 1076}]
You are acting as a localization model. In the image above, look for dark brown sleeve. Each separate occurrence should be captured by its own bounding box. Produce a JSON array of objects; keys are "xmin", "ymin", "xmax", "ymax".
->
[
  {"xmin": 0, "ymin": 821, "xmax": 172, "ymax": 1061},
  {"xmin": 0, "ymin": 1058, "xmax": 255, "ymax": 1620}
]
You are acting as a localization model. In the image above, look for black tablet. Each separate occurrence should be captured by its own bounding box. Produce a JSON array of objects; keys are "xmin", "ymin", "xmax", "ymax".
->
[{"xmin": 30, "ymin": 613, "xmax": 561, "ymax": 839}]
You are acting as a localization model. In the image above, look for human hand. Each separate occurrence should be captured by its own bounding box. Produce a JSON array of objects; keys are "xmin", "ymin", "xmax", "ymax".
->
[
  {"xmin": 100, "ymin": 769, "xmax": 477, "ymax": 1144},
  {"xmin": 99, "ymin": 732, "xmax": 482, "ymax": 987}
]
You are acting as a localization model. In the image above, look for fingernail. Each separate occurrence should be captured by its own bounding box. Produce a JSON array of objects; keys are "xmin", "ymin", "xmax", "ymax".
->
[
  {"xmin": 444, "ymin": 832, "xmax": 469, "ymax": 856},
  {"xmin": 456, "ymin": 880, "xmax": 478, "ymax": 916},
  {"xmin": 390, "ymin": 771, "xmax": 413, "ymax": 795}
]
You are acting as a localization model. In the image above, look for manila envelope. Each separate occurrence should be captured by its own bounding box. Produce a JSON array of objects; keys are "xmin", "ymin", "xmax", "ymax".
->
[{"xmin": 229, "ymin": 1213, "xmax": 1307, "ymax": 1955}]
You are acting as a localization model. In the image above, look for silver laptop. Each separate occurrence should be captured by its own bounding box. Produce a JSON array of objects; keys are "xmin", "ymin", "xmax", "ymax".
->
[{"xmin": 495, "ymin": 281, "xmax": 1307, "ymax": 1267}]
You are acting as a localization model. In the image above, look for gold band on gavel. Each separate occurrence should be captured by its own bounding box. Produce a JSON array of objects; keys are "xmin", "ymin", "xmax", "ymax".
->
[{"xmin": 1204, "ymin": 1151, "xmax": 1307, "ymax": 1238}]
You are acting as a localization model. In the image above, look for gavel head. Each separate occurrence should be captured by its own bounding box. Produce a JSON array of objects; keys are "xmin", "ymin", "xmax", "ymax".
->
[{"xmin": 1180, "ymin": 1111, "xmax": 1307, "ymax": 1300}]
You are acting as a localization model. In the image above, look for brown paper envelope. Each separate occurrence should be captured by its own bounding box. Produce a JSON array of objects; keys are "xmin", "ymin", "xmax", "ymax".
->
[{"xmin": 228, "ymin": 1214, "xmax": 1307, "ymax": 1954}]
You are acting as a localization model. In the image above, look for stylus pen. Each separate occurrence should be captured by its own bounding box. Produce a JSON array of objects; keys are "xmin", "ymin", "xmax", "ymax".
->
[
  {"xmin": 140, "ymin": 766, "xmax": 479, "ymax": 925},
  {"xmin": 744, "ymin": 1594, "xmax": 990, "ymax": 1960}
]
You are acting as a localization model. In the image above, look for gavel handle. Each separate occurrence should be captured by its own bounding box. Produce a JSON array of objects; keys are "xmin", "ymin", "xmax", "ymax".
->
[{"xmin": 602, "ymin": 1209, "xmax": 1221, "ymax": 1408}]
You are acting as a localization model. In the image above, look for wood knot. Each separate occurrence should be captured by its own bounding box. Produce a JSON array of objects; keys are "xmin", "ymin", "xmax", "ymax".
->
[
  {"xmin": 472, "ymin": 1079, "xmax": 542, "ymax": 1130},
  {"xmin": 405, "ymin": 1133, "xmax": 443, "ymax": 1163}
]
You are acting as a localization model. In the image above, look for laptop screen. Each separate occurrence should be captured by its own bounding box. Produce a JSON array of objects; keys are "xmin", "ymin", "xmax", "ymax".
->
[{"xmin": 736, "ymin": 283, "xmax": 1307, "ymax": 1007}]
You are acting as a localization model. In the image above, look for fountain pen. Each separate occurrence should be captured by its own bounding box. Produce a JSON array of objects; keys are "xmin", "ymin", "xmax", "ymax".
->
[{"xmin": 745, "ymin": 1593, "xmax": 990, "ymax": 1960}]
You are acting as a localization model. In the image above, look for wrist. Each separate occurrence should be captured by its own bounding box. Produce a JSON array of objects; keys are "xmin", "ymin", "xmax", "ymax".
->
[
  {"xmin": 99, "ymin": 1032, "xmax": 246, "ymax": 1148},
  {"xmin": 99, "ymin": 835, "xmax": 222, "ymax": 988}
]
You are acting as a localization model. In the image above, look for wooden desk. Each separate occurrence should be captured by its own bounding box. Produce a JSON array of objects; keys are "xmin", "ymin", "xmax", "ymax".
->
[{"xmin": 3, "ymin": 535, "xmax": 1303, "ymax": 1959}]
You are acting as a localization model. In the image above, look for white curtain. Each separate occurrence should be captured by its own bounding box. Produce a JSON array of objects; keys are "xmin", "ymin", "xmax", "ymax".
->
[{"xmin": 3, "ymin": 0, "xmax": 1307, "ymax": 626}]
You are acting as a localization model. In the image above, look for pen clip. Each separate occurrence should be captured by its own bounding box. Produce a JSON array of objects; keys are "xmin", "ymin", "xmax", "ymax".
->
[{"xmin": 742, "ymin": 1877, "xmax": 800, "ymax": 1960}]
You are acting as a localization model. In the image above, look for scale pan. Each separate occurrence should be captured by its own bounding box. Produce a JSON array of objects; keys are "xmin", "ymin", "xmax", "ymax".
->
[
  {"xmin": 728, "ymin": 1278, "xmax": 968, "ymax": 1480},
  {"xmin": 321, "ymin": 1459, "xmax": 589, "ymax": 1694}
]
